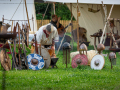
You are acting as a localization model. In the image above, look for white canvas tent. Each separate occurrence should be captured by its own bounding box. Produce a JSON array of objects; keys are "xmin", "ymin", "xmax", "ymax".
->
[
  {"xmin": 44, "ymin": 0, "xmax": 120, "ymax": 4},
  {"xmin": 0, "ymin": 0, "xmax": 37, "ymax": 33},
  {"xmin": 43, "ymin": 0, "xmax": 120, "ymax": 45}
]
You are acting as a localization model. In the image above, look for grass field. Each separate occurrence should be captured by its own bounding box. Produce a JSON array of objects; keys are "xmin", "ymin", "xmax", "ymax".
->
[{"xmin": 0, "ymin": 42, "xmax": 120, "ymax": 90}]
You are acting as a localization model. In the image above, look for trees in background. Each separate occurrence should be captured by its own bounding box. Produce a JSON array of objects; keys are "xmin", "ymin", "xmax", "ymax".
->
[{"xmin": 35, "ymin": 3, "xmax": 72, "ymax": 20}]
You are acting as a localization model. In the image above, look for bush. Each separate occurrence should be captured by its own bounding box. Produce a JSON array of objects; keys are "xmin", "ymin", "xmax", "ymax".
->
[
  {"xmin": 36, "ymin": 13, "xmax": 47, "ymax": 20},
  {"xmin": 35, "ymin": 3, "xmax": 73, "ymax": 20}
]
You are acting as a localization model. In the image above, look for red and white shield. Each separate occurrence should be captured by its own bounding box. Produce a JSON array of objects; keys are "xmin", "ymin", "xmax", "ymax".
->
[{"xmin": 71, "ymin": 54, "xmax": 88, "ymax": 68}]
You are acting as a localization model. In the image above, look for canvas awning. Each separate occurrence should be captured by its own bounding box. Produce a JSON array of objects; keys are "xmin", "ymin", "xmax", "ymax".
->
[
  {"xmin": 43, "ymin": 0, "xmax": 120, "ymax": 46},
  {"xmin": 0, "ymin": 0, "xmax": 37, "ymax": 32},
  {"xmin": 43, "ymin": 0, "xmax": 120, "ymax": 5}
]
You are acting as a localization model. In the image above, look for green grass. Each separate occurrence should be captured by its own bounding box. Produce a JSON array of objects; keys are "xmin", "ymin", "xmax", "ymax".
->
[{"xmin": 0, "ymin": 43, "xmax": 120, "ymax": 90}]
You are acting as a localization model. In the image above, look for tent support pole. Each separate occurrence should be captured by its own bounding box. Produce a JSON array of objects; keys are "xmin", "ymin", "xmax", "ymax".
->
[
  {"xmin": 24, "ymin": 0, "xmax": 31, "ymax": 31},
  {"xmin": 11, "ymin": 21, "xmax": 13, "ymax": 33},
  {"xmin": 100, "ymin": 4, "xmax": 114, "ymax": 44},
  {"xmin": 53, "ymin": 3, "xmax": 55, "ymax": 14},
  {"xmin": 70, "ymin": 3, "xmax": 74, "ymax": 50},
  {"xmin": 77, "ymin": 0, "xmax": 79, "ymax": 50},
  {"xmin": 70, "ymin": 3, "xmax": 73, "ymax": 32},
  {"xmin": 101, "ymin": 2, "xmax": 107, "ymax": 44}
]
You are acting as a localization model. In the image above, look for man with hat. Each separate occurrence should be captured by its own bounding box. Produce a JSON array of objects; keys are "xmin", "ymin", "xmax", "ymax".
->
[{"xmin": 36, "ymin": 24, "xmax": 59, "ymax": 57}]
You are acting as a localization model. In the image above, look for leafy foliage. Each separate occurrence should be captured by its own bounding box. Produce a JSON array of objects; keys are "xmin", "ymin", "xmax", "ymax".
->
[
  {"xmin": 36, "ymin": 13, "xmax": 48, "ymax": 20},
  {"xmin": 35, "ymin": 3, "xmax": 72, "ymax": 20},
  {"xmin": 55, "ymin": 3, "xmax": 72, "ymax": 20},
  {"xmin": 35, "ymin": 3, "xmax": 52, "ymax": 20}
]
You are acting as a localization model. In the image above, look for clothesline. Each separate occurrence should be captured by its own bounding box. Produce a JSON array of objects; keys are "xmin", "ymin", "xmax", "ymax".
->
[{"xmin": 4, "ymin": 18, "xmax": 32, "ymax": 21}]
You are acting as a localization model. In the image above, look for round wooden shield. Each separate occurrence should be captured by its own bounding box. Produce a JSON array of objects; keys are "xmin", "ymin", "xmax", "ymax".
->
[
  {"xmin": 27, "ymin": 54, "xmax": 45, "ymax": 70},
  {"xmin": 40, "ymin": 47, "xmax": 51, "ymax": 68},
  {"xmin": 90, "ymin": 54, "xmax": 105, "ymax": 70},
  {"xmin": 71, "ymin": 54, "xmax": 88, "ymax": 68},
  {"xmin": 0, "ymin": 50, "xmax": 11, "ymax": 71}
]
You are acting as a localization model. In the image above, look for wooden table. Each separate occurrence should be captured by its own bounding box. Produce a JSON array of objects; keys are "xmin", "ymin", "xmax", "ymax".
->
[
  {"xmin": 90, "ymin": 35, "xmax": 101, "ymax": 50},
  {"xmin": 109, "ymin": 48, "xmax": 120, "ymax": 53}
]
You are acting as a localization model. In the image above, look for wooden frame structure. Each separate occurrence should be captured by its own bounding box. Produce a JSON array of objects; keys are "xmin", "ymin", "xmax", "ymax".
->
[{"xmin": 100, "ymin": 3, "xmax": 119, "ymax": 49}]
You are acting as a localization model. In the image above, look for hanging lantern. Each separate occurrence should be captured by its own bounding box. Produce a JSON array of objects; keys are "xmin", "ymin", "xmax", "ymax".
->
[{"xmin": 62, "ymin": 42, "xmax": 71, "ymax": 68}]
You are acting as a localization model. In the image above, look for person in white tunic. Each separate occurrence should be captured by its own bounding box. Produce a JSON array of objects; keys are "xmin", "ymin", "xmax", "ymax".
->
[{"xmin": 36, "ymin": 24, "xmax": 59, "ymax": 57}]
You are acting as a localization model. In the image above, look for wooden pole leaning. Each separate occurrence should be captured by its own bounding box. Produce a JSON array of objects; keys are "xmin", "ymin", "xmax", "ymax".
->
[
  {"xmin": 77, "ymin": 0, "xmax": 79, "ymax": 51},
  {"xmin": 100, "ymin": 3, "xmax": 119, "ymax": 49},
  {"xmin": 70, "ymin": 3, "xmax": 74, "ymax": 50},
  {"xmin": 101, "ymin": 1, "xmax": 107, "ymax": 45},
  {"xmin": 24, "ymin": 0, "xmax": 31, "ymax": 31},
  {"xmin": 11, "ymin": 21, "xmax": 13, "ymax": 33},
  {"xmin": 100, "ymin": 4, "xmax": 114, "ymax": 44},
  {"xmin": 109, "ymin": 28, "xmax": 118, "ymax": 48},
  {"xmin": 70, "ymin": 3, "xmax": 73, "ymax": 32},
  {"xmin": 18, "ymin": 24, "xmax": 21, "ymax": 67},
  {"xmin": 53, "ymin": 3, "xmax": 56, "ymax": 14},
  {"xmin": 30, "ymin": 15, "xmax": 35, "ymax": 53}
]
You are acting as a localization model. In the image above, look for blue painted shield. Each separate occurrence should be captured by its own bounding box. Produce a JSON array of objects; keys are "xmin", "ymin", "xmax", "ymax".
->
[{"xmin": 27, "ymin": 54, "xmax": 45, "ymax": 70}]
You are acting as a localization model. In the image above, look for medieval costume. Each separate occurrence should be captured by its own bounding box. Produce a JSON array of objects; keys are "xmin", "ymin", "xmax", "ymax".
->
[{"xmin": 36, "ymin": 24, "xmax": 59, "ymax": 57}]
